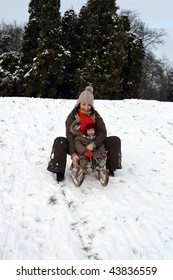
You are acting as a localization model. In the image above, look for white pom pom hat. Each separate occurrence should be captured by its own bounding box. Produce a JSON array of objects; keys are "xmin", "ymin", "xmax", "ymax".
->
[{"xmin": 76, "ymin": 86, "xmax": 94, "ymax": 108}]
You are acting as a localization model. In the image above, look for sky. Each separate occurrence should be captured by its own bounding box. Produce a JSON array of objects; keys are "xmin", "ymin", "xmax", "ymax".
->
[
  {"xmin": 0, "ymin": 96, "xmax": 173, "ymax": 268},
  {"xmin": 0, "ymin": 0, "xmax": 173, "ymax": 64}
]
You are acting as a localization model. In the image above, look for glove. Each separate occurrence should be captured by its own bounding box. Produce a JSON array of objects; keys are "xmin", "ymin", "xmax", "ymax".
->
[{"xmin": 85, "ymin": 151, "xmax": 93, "ymax": 158}]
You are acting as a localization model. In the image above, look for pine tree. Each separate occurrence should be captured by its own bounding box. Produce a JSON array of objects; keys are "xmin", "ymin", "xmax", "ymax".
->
[
  {"xmin": 24, "ymin": 0, "xmax": 68, "ymax": 98},
  {"xmin": 21, "ymin": 0, "xmax": 42, "ymax": 67},
  {"xmin": 61, "ymin": 9, "xmax": 80, "ymax": 98},
  {"xmin": 0, "ymin": 21, "xmax": 24, "ymax": 96},
  {"xmin": 120, "ymin": 15, "xmax": 145, "ymax": 99},
  {"xmin": 0, "ymin": 52, "xmax": 20, "ymax": 96},
  {"xmin": 15, "ymin": 0, "xmax": 43, "ymax": 96},
  {"xmin": 74, "ymin": 0, "xmax": 126, "ymax": 99}
]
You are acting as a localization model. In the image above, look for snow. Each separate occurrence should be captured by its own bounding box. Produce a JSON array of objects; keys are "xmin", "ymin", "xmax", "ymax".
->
[{"xmin": 0, "ymin": 97, "xmax": 173, "ymax": 260}]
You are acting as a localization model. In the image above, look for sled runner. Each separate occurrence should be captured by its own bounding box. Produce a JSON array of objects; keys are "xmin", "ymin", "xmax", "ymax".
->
[{"xmin": 70, "ymin": 160, "xmax": 109, "ymax": 187}]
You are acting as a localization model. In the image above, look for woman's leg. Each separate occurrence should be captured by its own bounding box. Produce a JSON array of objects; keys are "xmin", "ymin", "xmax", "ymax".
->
[
  {"xmin": 104, "ymin": 136, "xmax": 122, "ymax": 171},
  {"xmin": 47, "ymin": 137, "xmax": 68, "ymax": 173}
]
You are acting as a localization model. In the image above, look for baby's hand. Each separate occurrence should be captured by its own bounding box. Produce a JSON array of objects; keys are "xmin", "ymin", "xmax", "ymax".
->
[{"xmin": 86, "ymin": 143, "xmax": 94, "ymax": 151}]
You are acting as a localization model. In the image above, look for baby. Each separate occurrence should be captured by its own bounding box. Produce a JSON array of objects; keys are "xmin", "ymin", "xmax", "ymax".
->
[{"xmin": 74, "ymin": 116, "xmax": 107, "ymax": 169}]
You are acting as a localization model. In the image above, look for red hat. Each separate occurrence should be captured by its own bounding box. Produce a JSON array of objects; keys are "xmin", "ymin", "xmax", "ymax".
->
[{"xmin": 80, "ymin": 117, "xmax": 97, "ymax": 136}]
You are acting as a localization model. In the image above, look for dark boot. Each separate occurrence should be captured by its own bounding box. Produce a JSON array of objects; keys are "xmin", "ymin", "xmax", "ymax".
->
[
  {"xmin": 109, "ymin": 170, "xmax": 115, "ymax": 177},
  {"xmin": 56, "ymin": 172, "xmax": 64, "ymax": 182}
]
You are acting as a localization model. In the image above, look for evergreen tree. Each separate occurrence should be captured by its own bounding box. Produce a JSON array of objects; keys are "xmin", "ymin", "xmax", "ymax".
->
[
  {"xmin": 24, "ymin": 0, "xmax": 68, "ymax": 98},
  {"xmin": 75, "ymin": 0, "xmax": 126, "ymax": 99},
  {"xmin": 0, "ymin": 20, "xmax": 24, "ymax": 97},
  {"xmin": 0, "ymin": 52, "xmax": 20, "ymax": 96},
  {"xmin": 21, "ymin": 0, "xmax": 42, "ymax": 68},
  {"xmin": 15, "ymin": 0, "xmax": 43, "ymax": 96},
  {"xmin": 120, "ymin": 15, "xmax": 145, "ymax": 99},
  {"xmin": 61, "ymin": 9, "xmax": 79, "ymax": 98}
]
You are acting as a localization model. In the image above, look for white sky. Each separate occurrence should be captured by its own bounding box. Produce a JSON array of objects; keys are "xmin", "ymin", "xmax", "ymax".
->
[{"xmin": 0, "ymin": 0, "xmax": 173, "ymax": 64}]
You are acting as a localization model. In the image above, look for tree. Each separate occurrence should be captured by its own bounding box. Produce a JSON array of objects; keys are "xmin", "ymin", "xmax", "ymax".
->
[
  {"xmin": 61, "ymin": 9, "xmax": 79, "ymax": 98},
  {"xmin": 20, "ymin": 0, "xmax": 43, "ymax": 67},
  {"xmin": 0, "ymin": 20, "xmax": 24, "ymax": 97},
  {"xmin": 74, "ymin": 0, "xmax": 127, "ymax": 99},
  {"xmin": 119, "ymin": 10, "xmax": 167, "ymax": 51},
  {"xmin": 0, "ymin": 52, "xmax": 20, "ymax": 96},
  {"xmin": 119, "ymin": 9, "xmax": 168, "ymax": 100},
  {"xmin": 139, "ymin": 51, "xmax": 166, "ymax": 100},
  {"xmin": 14, "ymin": 0, "xmax": 44, "ymax": 97},
  {"xmin": 120, "ymin": 15, "xmax": 145, "ymax": 99},
  {"xmin": 165, "ymin": 68, "xmax": 173, "ymax": 101},
  {"xmin": 0, "ymin": 20, "xmax": 24, "ymax": 54},
  {"xmin": 24, "ymin": 0, "xmax": 68, "ymax": 98}
]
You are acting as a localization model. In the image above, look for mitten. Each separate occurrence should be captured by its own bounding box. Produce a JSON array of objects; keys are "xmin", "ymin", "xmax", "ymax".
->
[{"xmin": 85, "ymin": 151, "xmax": 93, "ymax": 158}]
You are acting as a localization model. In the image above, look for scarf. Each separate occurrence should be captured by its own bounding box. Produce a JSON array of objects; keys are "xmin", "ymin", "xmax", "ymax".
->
[{"xmin": 78, "ymin": 109, "xmax": 92, "ymax": 120}]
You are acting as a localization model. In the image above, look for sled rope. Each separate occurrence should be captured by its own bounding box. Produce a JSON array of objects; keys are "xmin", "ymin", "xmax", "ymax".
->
[{"xmin": 91, "ymin": 152, "xmax": 104, "ymax": 169}]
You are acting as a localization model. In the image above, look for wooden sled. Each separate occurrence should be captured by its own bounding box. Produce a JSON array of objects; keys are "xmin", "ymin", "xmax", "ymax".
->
[{"xmin": 70, "ymin": 162, "xmax": 109, "ymax": 187}]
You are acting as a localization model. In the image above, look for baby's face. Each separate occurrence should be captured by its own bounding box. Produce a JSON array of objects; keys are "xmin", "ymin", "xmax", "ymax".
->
[{"xmin": 87, "ymin": 128, "xmax": 95, "ymax": 136}]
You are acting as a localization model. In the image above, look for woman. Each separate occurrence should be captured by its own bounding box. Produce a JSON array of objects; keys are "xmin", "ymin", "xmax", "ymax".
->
[{"xmin": 47, "ymin": 86, "xmax": 122, "ymax": 182}]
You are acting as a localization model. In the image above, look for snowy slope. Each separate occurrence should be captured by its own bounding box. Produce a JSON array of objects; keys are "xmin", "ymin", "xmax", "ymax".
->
[{"xmin": 0, "ymin": 97, "xmax": 173, "ymax": 260}]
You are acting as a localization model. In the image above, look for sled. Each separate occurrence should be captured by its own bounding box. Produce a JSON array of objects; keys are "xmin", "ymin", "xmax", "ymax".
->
[{"xmin": 70, "ymin": 162, "xmax": 109, "ymax": 187}]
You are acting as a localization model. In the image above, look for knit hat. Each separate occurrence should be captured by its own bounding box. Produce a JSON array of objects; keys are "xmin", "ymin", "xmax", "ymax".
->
[
  {"xmin": 76, "ymin": 86, "xmax": 94, "ymax": 108},
  {"xmin": 80, "ymin": 116, "xmax": 97, "ymax": 136}
]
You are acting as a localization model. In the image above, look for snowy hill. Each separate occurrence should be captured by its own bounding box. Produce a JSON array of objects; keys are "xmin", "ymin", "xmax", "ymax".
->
[{"xmin": 0, "ymin": 97, "xmax": 173, "ymax": 260}]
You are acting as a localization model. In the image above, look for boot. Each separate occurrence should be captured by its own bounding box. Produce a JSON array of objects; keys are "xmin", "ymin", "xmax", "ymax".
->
[{"xmin": 56, "ymin": 172, "xmax": 64, "ymax": 182}]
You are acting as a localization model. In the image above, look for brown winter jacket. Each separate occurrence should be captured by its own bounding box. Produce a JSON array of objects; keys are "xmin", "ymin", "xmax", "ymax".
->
[
  {"xmin": 70, "ymin": 116, "xmax": 106, "ymax": 158},
  {"xmin": 65, "ymin": 108, "xmax": 107, "ymax": 157},
  {"xmin": 74, "ymin": 134, "xmax": 106, "ymax": 159}
]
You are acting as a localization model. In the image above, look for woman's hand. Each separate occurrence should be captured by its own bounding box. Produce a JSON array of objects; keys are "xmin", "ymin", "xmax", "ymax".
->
[
  {"xmin": 72, "ymin": 154, "xmax": 79, "ymax": 166},
  {"xmin": 86, "ymin": 143, "xmax": 94, "ymax": 151}
]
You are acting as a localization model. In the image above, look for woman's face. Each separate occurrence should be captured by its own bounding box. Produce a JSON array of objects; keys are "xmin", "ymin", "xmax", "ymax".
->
[{"xmin": 80, "ymin": 102, "xmax": 92, "ymax": 112}]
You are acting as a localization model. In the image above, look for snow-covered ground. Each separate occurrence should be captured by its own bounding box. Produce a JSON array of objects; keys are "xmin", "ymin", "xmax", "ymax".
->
[{"xmin": 0, "ymin": 97, "xmax": 173, "ymax": 260}]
